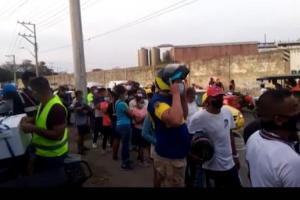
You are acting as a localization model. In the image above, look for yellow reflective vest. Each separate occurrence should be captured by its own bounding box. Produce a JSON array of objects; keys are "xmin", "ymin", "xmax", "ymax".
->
[
  {"xmin": 87, "ymin": 92, "xmax": 94, "ymax": 107},
  {"xmin": 32, "ymin": 95, "xmax": 68, "ymax": 157}
]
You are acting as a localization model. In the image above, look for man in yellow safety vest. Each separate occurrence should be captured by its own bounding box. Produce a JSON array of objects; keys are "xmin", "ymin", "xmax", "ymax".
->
[{"xmin": 21, "ymin": 77, "xmax": 68, "ymax": 173}]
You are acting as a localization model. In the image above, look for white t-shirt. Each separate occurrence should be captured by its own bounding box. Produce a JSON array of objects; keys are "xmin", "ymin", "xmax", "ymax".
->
[
  {"xmin": 246, "ymin": 131, "xmax": 300, "ymax": 187},
  {"xmin": 188, "ymin": 107, "xmax": 236, "ymax": 171},
  {"xmin": 260, "ymin": 88, "xmax": 268, "ymax": 95},
  {"xmin": 187, "ymin": 101, "xmax": 199, "ymax": 131}
]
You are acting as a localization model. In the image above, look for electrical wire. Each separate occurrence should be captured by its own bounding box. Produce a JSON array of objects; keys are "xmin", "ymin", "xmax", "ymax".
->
[
  {"xmin": 38, "ymin": 0, "xmax": 104, "ymax": 32},
  {"xmin": 40, "ymin": 0, "xmax": 198, "ymax": 54},
  {"xmin": 4, "ymin": 0, "xmax": 29, "ymax": 18},
  {"xmin": 0, "ymin": 0, "xmax": 28, "ymax": 18}
]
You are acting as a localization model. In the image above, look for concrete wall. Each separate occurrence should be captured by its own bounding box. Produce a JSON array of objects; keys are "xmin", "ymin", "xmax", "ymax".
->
[
  {"xmin": 290, "ymin": 48, "xmax": 300, "ymax": 72},
  {"xmin": 189, "ymin": 51, "xmax": 287, "ymax": 95},
  {"xmin": 45, "ymin": 51, "xmax": 287, "ymax": 95}
]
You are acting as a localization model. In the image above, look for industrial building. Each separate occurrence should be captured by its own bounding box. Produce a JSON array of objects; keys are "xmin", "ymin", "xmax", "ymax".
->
[
  {"xmin": 169, "ymin": 41, "xmax": 259, "ymax": 63},
  {"xmin": 138, "ymin": 41, "xmax": 259, "ymax": 67},
  {"xmin": 138, "ymin": 47, "xmax": 161, "ymax": 67}
]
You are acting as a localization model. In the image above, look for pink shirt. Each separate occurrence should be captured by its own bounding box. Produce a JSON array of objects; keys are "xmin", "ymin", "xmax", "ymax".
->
[
  {"xmin": 100, "ymin": 101, "xmax": 112, "ymax": 127},
  {"xmin": 132, "ymin": 107, "xmax": 147, "ymax": 129}
]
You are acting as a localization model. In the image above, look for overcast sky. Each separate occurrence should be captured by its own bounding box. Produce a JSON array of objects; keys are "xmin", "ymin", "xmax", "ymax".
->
[{"xmin": 0, "ymin": 0, "xmax": 299, "ymax": 73}]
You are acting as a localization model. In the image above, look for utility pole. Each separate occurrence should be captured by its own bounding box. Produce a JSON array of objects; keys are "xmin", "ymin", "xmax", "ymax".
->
[
  {"xmin": 5, "ymin": 55, "xmax": 17, "ymax": 85},
  {"xmin": 49, "ymin": 62, "xmax": 55, "ymax": 86},
  {"xmin": 264, "ymin": 33, "xmax": 267, "ymax": 44},
  {"xmin": 17, "ymin": 21, "xmax": 39, "ymax": 77},
  {"xmin": 69, "ymin": 0, "xmax": 87, "ymax": 99}
]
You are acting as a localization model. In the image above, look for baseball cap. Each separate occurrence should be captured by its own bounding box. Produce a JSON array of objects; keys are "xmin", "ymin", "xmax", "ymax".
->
[{"xmin": 207, "ymin": 86, "xmax": 225, "ymax": 97}]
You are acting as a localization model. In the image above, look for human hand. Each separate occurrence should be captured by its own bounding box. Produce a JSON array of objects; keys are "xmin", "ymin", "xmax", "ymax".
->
[
  {"xmin": 21, "ymin": 122, "xmax": 36, "ymax": 134},
  {"xmin": 21, "ymin": 117, "xmax": 34, "ymax": 124},
  {"xmin": 170, "ymin": 83, "xmax": 181, "ymax": 96},
  {"xmin": 189, "ymin": 152, "xmax": 203, "ymax": 164}
]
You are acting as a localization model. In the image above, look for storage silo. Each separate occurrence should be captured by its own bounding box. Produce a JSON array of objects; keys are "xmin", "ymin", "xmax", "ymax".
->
[
  {"xmin": 150, "ymin": 47, "xmax": 161, "ymax": 66},
  {"xmin": 138, "ymin": 48, "xmax": 149, "ymax": 67},
  {"xmin": 162, "ymin": 50, "xmax": 171, "ymax": 63}
]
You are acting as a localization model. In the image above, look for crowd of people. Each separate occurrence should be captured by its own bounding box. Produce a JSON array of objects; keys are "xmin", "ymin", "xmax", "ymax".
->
[{"xmin": 1, "ymin": 64, "xmax": 300, "ymax": 188}]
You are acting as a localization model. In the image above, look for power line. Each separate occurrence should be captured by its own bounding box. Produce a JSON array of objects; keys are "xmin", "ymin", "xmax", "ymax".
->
[
  {"xmin": 12, "ymin": 38, "xmax": 23, "ymax": 55},
  {"xmin": 0, "ymin": 0, "xmax": 11, "ymax": 13},
  {"xmin": 9, "ymin": 35, "xmax": 21, "ymax": 55},
  {"xmin": 86, "ymin": 0, "xmax": 192, "ymax": 41},
  {"xmin": 37, "ymin": 6, "xmax": 68, "ymax": 26},
  {"xmin": 0, "ymin": 0, "xmax": 28, "ymax": 18},
  {"xmin": 37, "ymin": 0, "xmax": 91, "ymax": 26},
  {"xmin": 6, "ymin": 23, "xmax": 19, "ymax": 55},
  {"xmin": 4, "ymin": 0, "xmax": 29, "ymax": 18},
  {"xmin": 0, "ymin": 0, "xmax": 19, "ymax": 17},
  {"xmin": 26, "ymin": 0, "xmax": 66, "ymax": 21},
  {"xmin": 40, "ymin": 0, "xmax": 199, "ymax": 54},
  {"xmin": 38, "ymin": 0, "xmax": 104, "ymax": 32}
]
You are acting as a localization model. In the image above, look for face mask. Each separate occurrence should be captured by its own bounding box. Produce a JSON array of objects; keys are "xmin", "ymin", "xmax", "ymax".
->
[
  {"xmin": 282, "ymin": 114, "xmax": 300, "ymax": 141},
  {"xmin": 123, "ymin": 95, "xmax": 128, "ymax": 100},
  {"xmin": 178, "ymin": 83, "xmax": 185, "ymax": 96},
  {"xmin": 211, "ymin": 98, "xmax": 223, "ymax": 109},
  {"xmin": 126, "ymin": 86, "xmax": 132, "ymax": 91},
  {"xmin": 137, "ymin": 102, "xmax": 145, "ymax": 109},
  {"xmin": 281, "ymin": 114, "xmax": 300, "ymax": 132},
  {"xmin": 104, "ymin": 97, "xmax": 110, "ymax": 102}
]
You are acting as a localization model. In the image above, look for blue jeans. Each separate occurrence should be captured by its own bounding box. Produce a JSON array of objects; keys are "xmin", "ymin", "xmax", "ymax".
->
[{"xmin": 116, "ymin": 124, "xmax": 132, "ymax": 165}]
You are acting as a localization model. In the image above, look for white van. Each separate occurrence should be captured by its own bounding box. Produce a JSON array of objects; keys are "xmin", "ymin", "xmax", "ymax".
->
[{"xmin": 106, "ymin": 80, "xmax": 127, "ymax": 89}]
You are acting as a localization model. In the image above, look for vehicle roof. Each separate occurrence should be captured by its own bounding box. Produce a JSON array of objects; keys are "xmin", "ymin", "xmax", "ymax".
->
[{"xmin": 257, "ymin": 74, "xmax": 300, "ymax": 81}]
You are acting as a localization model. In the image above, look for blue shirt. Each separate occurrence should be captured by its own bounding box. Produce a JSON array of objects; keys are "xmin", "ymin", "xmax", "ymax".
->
[
  {"xmin": 148, "ymin": 93, "xmax": 190, "ymax": 159},
  {"xmin": 142, "ymin": 114, "xmax": 157, "ymax": 145},
  {"xmin": 115, "ymin": 100, "xmax": 131, "ymax": 126}
]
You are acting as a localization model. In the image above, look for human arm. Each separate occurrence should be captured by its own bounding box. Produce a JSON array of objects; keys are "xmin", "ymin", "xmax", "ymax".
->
[
  {"xmin": 181, "ymin": 91, "xmax": 188, "ymax": 120},
  {"xmin": 122, "ymin": 102, "xmax": 134, "ymax": 118},
  {"xmin": 142, "ymin": 114, "xmax": 156, "ymax": 145},
  {"xmin": 231, "ymin": 130, "xmax": 240, "ymax": 170},
  {"xmin": 160, "ymin": 83, "xmax": 184, "ymax": 127},
  {"xmin": 21, "ymin": 105, "xmax": 66, "ymax": 141},
  {"xmin": 229, "ymin": 110, "xmax": 240, "ymax": 169},
  {"xmin": 281, "ymin": 158, "xmax": 300, "ymax": 187}
]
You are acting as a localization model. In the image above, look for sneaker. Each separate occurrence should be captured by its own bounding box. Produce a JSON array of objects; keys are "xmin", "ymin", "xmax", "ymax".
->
[
  {"xmin": 121, "ymin": 163, "xmax": 133, "ymax": 170},
  {"xmin": 92, "ymin": 143, "xmax": 97, "ymax": 149},
  {"xmin": 100, "ymin": 149, "xmax": 106, "ymax": 155}
]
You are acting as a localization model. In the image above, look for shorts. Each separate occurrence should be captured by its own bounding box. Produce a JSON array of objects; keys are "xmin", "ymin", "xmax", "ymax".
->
[
  {"xmin": 153, "ymin": 153, "xmax": 186, "ymax": 188},
  {"xmin": 77, "ymin": 125, "xmax": 90, "ymax": 136}
]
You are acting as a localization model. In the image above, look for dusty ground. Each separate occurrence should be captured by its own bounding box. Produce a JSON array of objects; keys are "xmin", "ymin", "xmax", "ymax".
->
[
  {"xmin": 68, "ymin": 110, "xmax": 254, "ymax": 188},
  {"xmin": 68, "ymin": 127, "xmax": 153, "ymax": 187}
]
